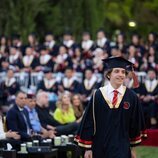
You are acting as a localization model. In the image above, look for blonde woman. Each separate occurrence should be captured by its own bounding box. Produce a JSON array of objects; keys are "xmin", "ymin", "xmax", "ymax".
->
[{"xmin": 53, "ymin": 93, "xmax": 76, "ymax": 124}]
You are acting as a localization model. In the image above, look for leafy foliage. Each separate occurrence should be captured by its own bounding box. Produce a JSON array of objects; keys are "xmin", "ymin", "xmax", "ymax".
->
[{"xmin": 0, "ymin": 0, "xmax": 158, "ymax": 42}]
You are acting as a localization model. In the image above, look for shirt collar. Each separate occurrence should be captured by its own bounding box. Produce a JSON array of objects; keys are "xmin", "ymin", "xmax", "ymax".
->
[
  {"xmin": 18, "ymin": 106, "xmax": 24, "ymax": 111},
  {"xmin": 25, "ymin": 106, "xmax": 35, "ymax": 112},
  {"xmin": 107, "ymin": 82, "xmax": 124, "ymax": 95}
]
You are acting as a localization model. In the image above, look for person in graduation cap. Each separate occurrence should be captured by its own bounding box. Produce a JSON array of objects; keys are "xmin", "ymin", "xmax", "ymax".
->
[{"xmin": 75, "ymin": 56, "xmax": 147, "ymax": 158}]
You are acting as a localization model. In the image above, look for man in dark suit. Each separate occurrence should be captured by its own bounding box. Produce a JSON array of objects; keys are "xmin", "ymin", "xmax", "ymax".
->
[{"xmin": 6, "ymin": 91, "xmax": 33, "ymax": 141}]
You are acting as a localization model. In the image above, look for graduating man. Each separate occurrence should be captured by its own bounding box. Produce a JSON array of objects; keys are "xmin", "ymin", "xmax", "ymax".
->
[{"xmin": 75, "ymin": 56, "xmax": 147, "ymax": 158}]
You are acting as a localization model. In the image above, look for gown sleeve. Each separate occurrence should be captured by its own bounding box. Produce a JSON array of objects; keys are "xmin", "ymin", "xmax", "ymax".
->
[
  {"xmin": 74, "ymin": 93, "xmax": 95, "ymax": 149},
  {"xmin": 129, "ymin": 93, "xmax": 147, "ymax": 147}
]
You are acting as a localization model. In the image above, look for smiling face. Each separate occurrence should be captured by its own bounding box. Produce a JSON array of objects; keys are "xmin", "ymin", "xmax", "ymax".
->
[{"xmin": 109, "ymin": 68, "xmax": 126, "ymax": 89}]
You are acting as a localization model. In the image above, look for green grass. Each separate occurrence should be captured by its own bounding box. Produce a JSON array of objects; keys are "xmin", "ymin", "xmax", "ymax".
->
[{"xmin": 136, "ymin": 146, "xmax": 158, "ymax": 158}]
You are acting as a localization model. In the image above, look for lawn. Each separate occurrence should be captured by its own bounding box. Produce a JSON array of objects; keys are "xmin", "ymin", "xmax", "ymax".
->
[{"xmin": 136, "ymin": 146, "xmax": 158, "ymax": 158}]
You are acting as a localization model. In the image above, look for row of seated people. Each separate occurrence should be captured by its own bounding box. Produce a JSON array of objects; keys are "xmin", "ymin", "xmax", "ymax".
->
[
  {"xmin": 1, "ymin": 31, "xmax": 158, "ymax": 75},
  {"xmin": 0, "ymin": 66, "xmax": 99, "ymax": 108},
  {"xmin": 1, "ymin": 67, "xmax": 158, "ymax": 133},
  {"xmin": 0, "ymin": 90, "xmax": 84, "ymax": 150}
]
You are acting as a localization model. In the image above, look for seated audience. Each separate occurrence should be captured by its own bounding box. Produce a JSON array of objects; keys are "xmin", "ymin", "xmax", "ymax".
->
[{"xmin": 35, "ymin": 91, "xmax": 79, "ymax": 135}]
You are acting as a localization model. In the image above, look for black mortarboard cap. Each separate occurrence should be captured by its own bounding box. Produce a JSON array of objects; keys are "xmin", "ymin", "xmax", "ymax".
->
[{"xmin": 102, "ymin": 56, "xmax": 133, "ymax": 70}]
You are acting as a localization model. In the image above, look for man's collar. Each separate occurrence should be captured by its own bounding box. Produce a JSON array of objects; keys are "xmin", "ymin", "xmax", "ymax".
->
[
  {"xmin": 107, "ymin": 83, "xmax": 123, "ymax": 95},
  {"xmin": 17, "ymin": 106, "xmax": 24, "ymax": 111}
]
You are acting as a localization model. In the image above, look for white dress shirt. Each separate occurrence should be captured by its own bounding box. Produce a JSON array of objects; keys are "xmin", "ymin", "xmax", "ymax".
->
[
  {"xmin": 105, "ymin": 83, "xmax": 124, "ymax": 103},
  {"xmin": 0, "ymin": 116, "xmax": 6, "ymax": 140}
]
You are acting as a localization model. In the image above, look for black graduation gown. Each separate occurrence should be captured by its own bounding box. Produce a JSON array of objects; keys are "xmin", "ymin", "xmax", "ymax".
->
[
  {"xmin": 139, "ymin": 81, "xmax": 158, "ymax": 98},
  {"xmin": 37, "ymin": 80, "xmax": 58, "ymax": 94},
  {"xmin": 21, "ymin": 57, "xmax": 39, "ymax": 70},
  {"xmin": 8, "ymin": 57, "xmax": 22, "ymax": 69},
  {"xmin": 49, "ymin": 44, "xmax": 59, "ymax": 57},
  {"xmin": 80, "ymin": 81, "xmax": 97, "ymax": 97},
  {"xmin": 75, "ymin": 87, "xmax": 147, "ymax": 158},
  {"xmin": 0, "ymin": 80, "xmax": 20, "ymax": 105},
  {"xmin": 138, "ymin": 81, "xmax": 158, "ymax": 125},
  {"xmin": 60, "ymin": 79, "xmax": 80, "ymax": 93},
  {"xmin": 39, "ymin": 58, "xmax": 55, "ymax": 72},
  {"xmin": 79, "ymin": 80, "xmax": 97, "ymax": 107}
]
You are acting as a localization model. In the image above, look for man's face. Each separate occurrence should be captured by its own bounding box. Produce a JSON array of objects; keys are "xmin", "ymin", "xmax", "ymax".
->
[
  {"xmin": 132, "ymin": 35, "xmax": 139, "ymax": 44},
  {"xmin": 27, "ymin": 98, "xmax": 36, "ymax": 109},
  {"xmin": 39, "ymin": 93, "xmax": 49, "ymax": 107},
  {"xmin": 10, "ymin": 47, "xmax": 17, "ymax": 55},
  {"xmin": 97, "ymin": 31, "xmax": 105, "ymax": 39},
  {"xmin": 82, "ymin": 34, "xmax": 90, "ymax": 41},
  {"xmin": 26, "ymin": 48, "xmax": 32, "ymax": 56},
  {"xmin": 16, "ymin": 92, "xmax": 27, "ymax": 108},
  {"xmin": 7, "ymin": 70, "xmax": 14, "ymax": 78},
  {"xmin": 148, "ymin": 70, "xmax": 156, "ymax": 80},
  {"xmin": 45, "ymin": 72, "xmax": 52, "ymax": 80},
  {"xmin": 40, "ymin": 50, "xmax": 47, "ymax": 55},
  {"xmin": 85, "ymin": 70, "xmax": 93, "ymax": 80},
  {"xmin": 46, "ymin": 35, "xmax": 53, "ymax": 42},
  {"xmin": 109, "ymin": 68, "xmax": 126, "ymax": 87},
  {"xmin": 65, "ymin": 69, "xmax": 73, "ymax": 78},
  {"xmin": 63, "ymin": 34, "xmax": 71, "ymax": 41}
]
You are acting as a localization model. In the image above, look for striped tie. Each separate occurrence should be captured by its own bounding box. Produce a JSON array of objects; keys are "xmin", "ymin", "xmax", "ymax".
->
[{"xmin": 112, "ymin": 90, "xmax": 119, "ymax": 108}]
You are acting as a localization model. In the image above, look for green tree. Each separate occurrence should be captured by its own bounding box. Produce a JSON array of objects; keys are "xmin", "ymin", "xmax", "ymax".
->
[
  {"xmin": 1, "ymin": 0, "xmax": 158, "ymax": 42},
  {"xmin": 0, "ymin": 0, "xmax": 48, "ymax": 42}
]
